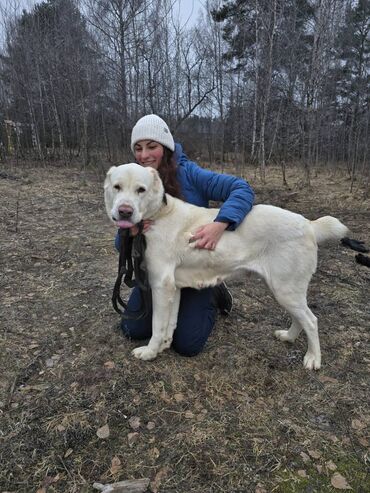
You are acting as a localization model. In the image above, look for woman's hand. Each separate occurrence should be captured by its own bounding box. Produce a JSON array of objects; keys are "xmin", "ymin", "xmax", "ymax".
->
[
  {"xmin": 191, "ymin": 221, "xmax": 228, "ymax": 250},
  {"xmin": 130, "ymin": 219, "xmax": 153, "ymax": 236}
]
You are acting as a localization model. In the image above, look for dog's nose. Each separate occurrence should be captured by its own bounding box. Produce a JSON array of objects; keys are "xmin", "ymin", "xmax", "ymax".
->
[{"xmin": 118, "ymin": 205, "xmax": 133, "ymax": 219}]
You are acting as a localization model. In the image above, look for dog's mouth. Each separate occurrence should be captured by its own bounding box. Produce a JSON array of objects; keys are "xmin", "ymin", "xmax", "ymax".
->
[
  {"xmin": 113, "ymin": 204, "xmax": 136, "ymax": 229},
  {"xmin": 114, "ymin": 219, "xmax": 135, "ymax": 229}
]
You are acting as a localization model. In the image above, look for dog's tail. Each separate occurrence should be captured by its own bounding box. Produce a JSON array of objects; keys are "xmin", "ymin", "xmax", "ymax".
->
[{"xmin": 311, "ymin": 216, "xmax": 348, "ymax": 245}]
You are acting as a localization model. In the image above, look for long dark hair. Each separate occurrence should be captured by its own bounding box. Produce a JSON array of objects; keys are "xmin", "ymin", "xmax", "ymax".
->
[{"xmin": 158, "ymin": 147, "xmax": 183, "ymax": 200}]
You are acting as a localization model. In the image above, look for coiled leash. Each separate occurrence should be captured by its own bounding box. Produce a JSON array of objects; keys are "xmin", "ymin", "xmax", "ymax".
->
[{"xmin": 111, "ymin": 225, "xmax": 152, "ymax": 319}]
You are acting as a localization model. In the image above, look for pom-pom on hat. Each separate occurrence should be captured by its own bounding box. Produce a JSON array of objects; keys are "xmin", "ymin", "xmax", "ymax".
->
[{"xmin": 131, "ymin": 114, "xmax": 175, "ymax": 153}]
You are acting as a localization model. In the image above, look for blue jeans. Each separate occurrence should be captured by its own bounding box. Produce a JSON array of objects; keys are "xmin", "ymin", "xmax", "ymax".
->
[{"xmin": 121, "ymin": 286, "xmax": 216, "ymax": 356}]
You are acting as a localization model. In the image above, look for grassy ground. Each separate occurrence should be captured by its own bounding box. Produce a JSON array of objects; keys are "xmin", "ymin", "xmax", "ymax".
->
[{"xmin": 0, "ymin": 160, "xmax": 369, "ymax": 493}]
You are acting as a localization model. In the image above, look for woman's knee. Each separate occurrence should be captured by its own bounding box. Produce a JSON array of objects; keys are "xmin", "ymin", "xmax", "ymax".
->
[
  {"xmin": 171, "ymin": 333, "xmax": 207, "ymax": 357},
  {"xmin": 121, "ymin": 317, "xmax": 151, "ymax": 340},
  {"xmin": 171, "ymin": 288, "xmax": 216, "ymax": 357}
]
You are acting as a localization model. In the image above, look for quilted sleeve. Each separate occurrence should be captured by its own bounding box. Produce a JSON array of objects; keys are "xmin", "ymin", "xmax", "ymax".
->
[{"xmin": 187, "ymin": 161, "xmax": 255, "ymax": 230}]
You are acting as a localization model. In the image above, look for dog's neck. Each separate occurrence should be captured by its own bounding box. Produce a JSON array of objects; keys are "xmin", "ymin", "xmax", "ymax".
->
[{"xmin": 145, "ymin": 193, "xmax": 176, "ymax": 222}]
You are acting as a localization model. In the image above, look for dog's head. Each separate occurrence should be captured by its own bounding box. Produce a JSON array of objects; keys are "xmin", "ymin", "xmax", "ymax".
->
[{"xmin": 104, "ymin": 163, "xmax": 165, "ymax": 228}]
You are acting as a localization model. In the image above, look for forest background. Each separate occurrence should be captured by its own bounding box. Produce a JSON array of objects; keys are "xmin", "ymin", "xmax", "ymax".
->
[{"xmin": 0, "ymin": 0, "xmax": 369, "ymax": 185}]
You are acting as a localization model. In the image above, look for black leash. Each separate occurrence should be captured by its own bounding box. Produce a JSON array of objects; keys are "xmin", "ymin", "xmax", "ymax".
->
[{"xmin": 112, "ymin": 225, "xmax": 152, "ymax": 319}]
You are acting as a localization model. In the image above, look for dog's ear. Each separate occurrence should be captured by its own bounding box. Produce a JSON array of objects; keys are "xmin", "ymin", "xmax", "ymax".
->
[
  {"xmin": 106, "ymin": 166, "xmax": 116, "ymax": 178},
  {"xmin": 104, "ymin": 166, "xmax": 116, "ymax": 217},
  {"xmin": 104, "ymin": 166, "xmax": 116, "ymax": 189},
  {"xmin": 147, "ymin": 167, "xmax": 162, "ymax": 193}
]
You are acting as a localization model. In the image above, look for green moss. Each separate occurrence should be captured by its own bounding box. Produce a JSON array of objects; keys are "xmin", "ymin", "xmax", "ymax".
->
[{"xmin": 271, "ymin": 453, "xmax": 369, "ymax": 492}]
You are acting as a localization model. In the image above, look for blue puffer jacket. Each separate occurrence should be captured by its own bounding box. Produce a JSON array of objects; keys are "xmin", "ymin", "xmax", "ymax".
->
[{"xmin": 175, "ymin": 143, "xmax": 254, "ymax": 230}]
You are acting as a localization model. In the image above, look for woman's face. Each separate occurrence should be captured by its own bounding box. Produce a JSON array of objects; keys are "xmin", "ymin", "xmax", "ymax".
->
[{"xmin": 134, "ymin": 140, "xmax": 164, "ymax": 170}]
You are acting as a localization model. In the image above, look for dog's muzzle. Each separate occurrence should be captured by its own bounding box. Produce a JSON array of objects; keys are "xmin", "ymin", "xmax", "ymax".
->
[
  {"xmin": 118, "ymin": 204, "xmax": 133, "ymax": 219},
  {"xmin": 113, "ymin": 204, "xmax": 136, "ymax": 229}
]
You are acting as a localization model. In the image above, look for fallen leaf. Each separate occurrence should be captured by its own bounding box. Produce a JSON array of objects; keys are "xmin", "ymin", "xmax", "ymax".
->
[
  {"xmin": 331, "ymin": 472, "xmax": 352, "ymax": 490},
  {"xmin": 351, "ymin": 419, "xmax": 365, "ymax": 431},
  {"xmin": 150, "ymin": 466, "xmax": 169, "ymax": 493},
  {"xmin": 308, "ymin": 449, "xmax": 322, "ymax": 459},
  {"xmin": 300, "ymin": 451, "xmax": 310, "ymax": 463},
  {"xmin": 147, "ymin": 421, "xmax": 155, "ymax": 430},
  {"xmin": 297, "ymin": 469, "xmax": 308, "ymax": 478},
  {"xmin": 129, "ymin": 416, "xmax": 141, "ymax": 430},
  {"xmin": 255, "ymin": 484, "xmax": 268, "ymax": 493},
  {"xmin": 149, "ymin": 447, "xmax": 160, "ymax": 460},
  {"xmin": 326, "ymin": 460, "xmax": 337, "ymax": 471},
  {"xmin": 174, "ymin": 393, "xmax": 184, "ymax": 402},
  {"xmin": 184, "ymin": 410, "xmax": 194, "ymax": 419},
  {"xmin": 110, "ymin": 456, "xmax": 122, "ymax": 475},
  {"xmin": 159, "ymin": 390, "xmax": 171, "ymax": 403},
  {"xmin": 128, "ymin": 432, "xmax": 139, "ymax": 446},
  {"xmin": 358, "ymin": 437, "xmax": 369, "ymax": 447},
  {"xmin": 96, "ymin": 424, "xmax": 110, "ymax": 439},
  {"xmin": 64, "ymin": 448, "xmax": 73, "ymax": 458},
  {"xmin": 318, "ymin": 375, "xmax": 339, "ymax": 384},
  {"xmin": 104, "ymin": 361, "xmax": 115, "ymax": 369}
]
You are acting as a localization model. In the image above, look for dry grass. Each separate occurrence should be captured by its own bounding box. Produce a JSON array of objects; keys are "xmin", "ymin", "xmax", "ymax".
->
[{"xmin": 0, "ymin": 161, "xmax": 369, "ymax": 493}]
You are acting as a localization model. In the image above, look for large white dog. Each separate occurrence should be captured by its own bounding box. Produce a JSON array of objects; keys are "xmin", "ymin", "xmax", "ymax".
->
[{"xmin": 104, "ymin": 163, "xmax": 348, "ymax": 369}]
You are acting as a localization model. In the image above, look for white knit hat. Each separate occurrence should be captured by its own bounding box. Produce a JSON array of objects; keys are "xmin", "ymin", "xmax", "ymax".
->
[{"xmin": 131, "ymin": 114, "xmax": 175, "ymax": 153}]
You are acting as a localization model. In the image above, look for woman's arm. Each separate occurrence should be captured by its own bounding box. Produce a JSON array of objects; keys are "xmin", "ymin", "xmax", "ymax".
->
[{"xmin": 188, "ymin": 161, "xmax": 255, "ymax": 230}]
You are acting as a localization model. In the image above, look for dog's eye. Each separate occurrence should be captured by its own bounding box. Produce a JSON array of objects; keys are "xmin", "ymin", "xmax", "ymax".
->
[
  {"xmin": 113, "ymin": 184, "xmax": 121, "ymax": 191},
  {"xmin": 137, "ymin": 187, "xmax": 146, "ymax": 194}
]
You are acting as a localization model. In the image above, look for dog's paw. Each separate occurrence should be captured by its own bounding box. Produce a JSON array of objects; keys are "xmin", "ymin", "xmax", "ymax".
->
[
  {"xmin": 303, "ymin": 352, "xmax": 321, "ymax": 370},
  {"xmin": 274, "ymin": 329, "xmax": 295, "ymax": 343},
  {"xmin": 132, "ymin": 346, "xmax": 158, "ymax": 361}
]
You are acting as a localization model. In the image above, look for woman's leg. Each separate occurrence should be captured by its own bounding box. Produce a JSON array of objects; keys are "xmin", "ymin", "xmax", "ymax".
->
[
  {"xmin": 172, "ymin": 287, "xmax": 217, "ymax": 356},
  {"xmin": 121, "ymin": 287, "xmax": 217, "ymax": 356}
]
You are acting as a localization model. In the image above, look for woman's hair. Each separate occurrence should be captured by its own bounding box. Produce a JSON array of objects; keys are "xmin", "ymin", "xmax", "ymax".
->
[{"xmin": 158, "ymin": 147, "xmax": 183, "ymax": 199}]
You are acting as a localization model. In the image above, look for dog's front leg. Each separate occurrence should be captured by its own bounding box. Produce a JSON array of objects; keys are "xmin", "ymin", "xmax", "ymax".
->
[
  {"xmin": 159, "ymin": 288, "xmax": 181, "ymax": 352},
  {"xmin": 132, "ymin": 282, "xmax": 176, "ymax": 361}
]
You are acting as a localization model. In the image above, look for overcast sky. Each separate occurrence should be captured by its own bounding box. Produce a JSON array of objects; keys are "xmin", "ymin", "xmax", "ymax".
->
[
  {"xmin": 0, "ymin": 0, "xmax": 203, "ymax": 47},
  {"xmin": 1, "ymin": 0, "xmax": 202, "ymax": 24}
]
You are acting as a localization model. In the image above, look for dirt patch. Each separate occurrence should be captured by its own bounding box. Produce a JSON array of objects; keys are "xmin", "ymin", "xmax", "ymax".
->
[{"xmin": 0, "ymin": 161, "xmax": 369, "ymax": 493}]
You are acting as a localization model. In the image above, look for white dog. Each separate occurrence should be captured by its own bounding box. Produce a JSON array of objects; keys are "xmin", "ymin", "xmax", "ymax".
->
[{"xmin": 104, "ymin": 163, "xmax": 348, "ymax": 369}]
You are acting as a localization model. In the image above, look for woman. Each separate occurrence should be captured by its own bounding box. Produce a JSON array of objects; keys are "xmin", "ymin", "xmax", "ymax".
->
[{"xmin": 115, "ymin": 114, "xmax": 255, "ymax": 356}]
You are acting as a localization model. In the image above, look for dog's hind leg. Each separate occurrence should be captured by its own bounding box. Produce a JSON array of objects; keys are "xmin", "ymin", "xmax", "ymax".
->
[
  {"xmin": 278, "ymin": 298, "xmax": 321, "ymax": 370},
  {"xmin": 275, "ymin": 319, "xmax": 302, "ymax": 343},
  {"xmin": 273, "ymin": 293, "xmax": 321, "ymax": 370},
  {"xmin": 260, "ymin": 251, "xmax": 321, "ymax": 369}
]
